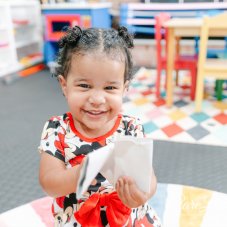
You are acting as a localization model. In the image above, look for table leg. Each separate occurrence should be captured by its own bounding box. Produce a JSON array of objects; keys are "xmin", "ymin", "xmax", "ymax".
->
[
  {"xmin": 195, "ymin": 26, "xmax": 208, "ymax": 112},
  {"xmin": 175, "ymin": 37, "xmax": 180, "ymax": 86},
  {"xmin": 166, "ymin": 28, "xmax": 174, "ymax": 107},
  {"xmin": 195, "ymin": 70, "xmax": 204, "ymax": 112}
]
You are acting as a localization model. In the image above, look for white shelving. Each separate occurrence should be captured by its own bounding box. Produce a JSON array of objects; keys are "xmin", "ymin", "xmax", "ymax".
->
[{"xmin": 0, "ymin": 1, "xmax": 43, "ymax": 78}]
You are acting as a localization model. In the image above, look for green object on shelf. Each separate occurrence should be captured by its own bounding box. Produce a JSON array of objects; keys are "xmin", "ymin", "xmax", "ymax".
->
[
  {"xmin": 215, "ymin": 52, "xmax": 227, "ymax": 101},
  {"xmin": 215, "ymin": 80, "xmax": 224, "ymax": 101}
]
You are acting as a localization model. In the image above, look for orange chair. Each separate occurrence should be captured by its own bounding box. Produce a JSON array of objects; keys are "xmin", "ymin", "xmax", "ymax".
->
[{"xmin": 155, "ymin": 13, "xmax": 198, "ymax": 100}]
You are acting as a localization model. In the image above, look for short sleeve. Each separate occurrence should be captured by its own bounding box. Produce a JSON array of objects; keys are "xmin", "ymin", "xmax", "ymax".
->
[
  {"xmin": 123, "ymin": 115, "xmax": 145, "ymax": 138},
  {"xmin": 132, "ymin": 117, "xmax": 145, "ymax": 138},
  {"xmin": 38, "ymin": 118, "xmax": 65, "ymax": 162}
]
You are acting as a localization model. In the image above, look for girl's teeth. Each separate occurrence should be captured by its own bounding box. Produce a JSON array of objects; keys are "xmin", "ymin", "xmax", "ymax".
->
[{"xmin": 89, "ymin": 111, "xmax": 102, "ymax": 115}]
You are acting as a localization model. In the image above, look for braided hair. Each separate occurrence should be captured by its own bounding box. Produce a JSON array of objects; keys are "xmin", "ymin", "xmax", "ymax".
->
[{"xmin": 54, "ymin": 26, "xmax": 134, "ymax": 83}]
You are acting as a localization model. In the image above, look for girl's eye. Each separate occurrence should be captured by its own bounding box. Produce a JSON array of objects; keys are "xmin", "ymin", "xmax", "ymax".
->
[
  {"xmin": 105, "ymin": 86, "xmax": 116, "ymax": 90},
  {"xmin": 78, "ymin": 84, "xmax": 90, "ymax": 88}
]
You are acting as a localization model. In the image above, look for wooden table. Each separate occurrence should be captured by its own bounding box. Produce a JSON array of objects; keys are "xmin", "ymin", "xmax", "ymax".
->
[
  {"xmin": 164, "ymin": 18, "xmax": 202, "ymax": 107},
  {"xmin": 164, "ymin": 17, "xmax": 227, "ymax": 108}
]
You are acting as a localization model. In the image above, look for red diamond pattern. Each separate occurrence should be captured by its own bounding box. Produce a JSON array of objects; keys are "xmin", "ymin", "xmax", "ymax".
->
[
  {"xmin": 162, "ymin": 123, "xmax": 184, "ymax": 137},
  {"xmin": 153, "ymin": 98, "xmax": 166, "ymax": 107},
  {"xmin": 213, "ymin": 113, "xmax": 227, "ymax": 124}
]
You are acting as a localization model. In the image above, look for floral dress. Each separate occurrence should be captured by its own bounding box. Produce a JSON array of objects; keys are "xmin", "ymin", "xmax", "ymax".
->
[{"xmin": 39, "ymin": 112, "xmax": 161, "ymax": 227}]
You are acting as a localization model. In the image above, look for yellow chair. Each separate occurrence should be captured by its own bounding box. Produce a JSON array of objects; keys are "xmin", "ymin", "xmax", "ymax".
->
[{"xmin": 195, "ymin": 13, "xmax": 227, "ymax": 112}]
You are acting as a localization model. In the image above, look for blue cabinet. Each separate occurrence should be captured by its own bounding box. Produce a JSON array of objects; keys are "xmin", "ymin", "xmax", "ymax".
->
[{"xmin": 41, "ymin": 3, "xmax": 112, "ymax": 65}]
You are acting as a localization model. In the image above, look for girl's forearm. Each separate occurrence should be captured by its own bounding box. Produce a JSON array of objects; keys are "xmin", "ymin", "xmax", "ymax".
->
[
  {"xmin": 39, "ymin": 165, "xmax": 81, "ymax": 198},
  {"xmin": 39, "ymin": 151, "xmax": 83, "ymax": 198}
]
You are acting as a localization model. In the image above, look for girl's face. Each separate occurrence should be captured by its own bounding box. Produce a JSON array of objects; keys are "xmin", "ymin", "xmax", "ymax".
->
[{"xmin": 59, "ymin": 53, "xmax": 128, "ymax": 138}]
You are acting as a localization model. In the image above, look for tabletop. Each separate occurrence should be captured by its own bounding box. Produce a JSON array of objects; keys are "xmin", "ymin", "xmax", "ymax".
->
[
  {"xmin": 164, "ymin": 17, "xmax": 203, "ymax": 37},
  {"xmin": 164, "ymin": 18, "xmax": 202, "ymax": 28}
]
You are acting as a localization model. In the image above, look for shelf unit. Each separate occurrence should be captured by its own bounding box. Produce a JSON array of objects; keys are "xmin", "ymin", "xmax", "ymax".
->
[
  {"xmin": 120, "ymin": 2, "xmax": 227, "ymax": 35},
  {"xmin": 0, "ymin": 1, "xmax": 43, "ymax": 78}
]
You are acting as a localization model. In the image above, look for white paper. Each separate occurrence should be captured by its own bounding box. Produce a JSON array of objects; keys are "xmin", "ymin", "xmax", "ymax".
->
[{"xmin": 76, "ymin": 137, "xmax": 153, "ymax": 199}]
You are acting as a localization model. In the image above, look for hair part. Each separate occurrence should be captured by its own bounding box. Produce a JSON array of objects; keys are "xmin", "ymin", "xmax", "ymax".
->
[{"xmin": 53, "ymin": 26, "xmax": 134, "ymax": 83}]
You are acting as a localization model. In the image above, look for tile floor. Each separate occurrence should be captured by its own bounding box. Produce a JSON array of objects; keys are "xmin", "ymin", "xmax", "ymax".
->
[{"xmin": 123, "ymin": 67, "xmax": 227, "ymax": 147}]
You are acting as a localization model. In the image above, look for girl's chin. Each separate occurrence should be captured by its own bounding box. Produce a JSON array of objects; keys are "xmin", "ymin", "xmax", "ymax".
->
[
  {"xmin": 82, "ymin": 118, "xmax": 114, "ymax": 133},
  {"xmin": 84, "ymin": 121, "xmax": 106, "ymax": 130},
  {"xmin": 81, "ymin": 124, "xmax": 107, "ymax": 137}
]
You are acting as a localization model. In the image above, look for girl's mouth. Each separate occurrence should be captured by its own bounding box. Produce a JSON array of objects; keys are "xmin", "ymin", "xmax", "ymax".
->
[{"xmin": 84, "ymin": 110, "xmax": 107, "ymax": 116}]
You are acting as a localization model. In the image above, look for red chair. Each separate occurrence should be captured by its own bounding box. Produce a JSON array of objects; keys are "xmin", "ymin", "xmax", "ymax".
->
[{"xmin": 155, "ymin": 13, "xmax": 197, "ymax": 100}]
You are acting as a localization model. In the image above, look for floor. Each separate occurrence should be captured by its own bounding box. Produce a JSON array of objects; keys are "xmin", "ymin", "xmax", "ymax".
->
[
  {"xmin": 0, "ymin": 68, "xmax": 227, "ymax": 216},
  {"xmin": 124, "ymin": 67, "xmax": 227, "ymax": 147}
]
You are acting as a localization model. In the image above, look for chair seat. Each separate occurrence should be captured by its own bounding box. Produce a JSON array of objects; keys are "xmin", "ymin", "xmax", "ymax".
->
[
  {"xmin": 159, "ymin": 54, "xmax": 197, "ymax": 100},
  {"xmin": 161, "ymin": 55, "xmax": 197, "ymax": 69},
  {"xmin": 175, "ymin": 55, "xmax": 198, "ymax": 62}
]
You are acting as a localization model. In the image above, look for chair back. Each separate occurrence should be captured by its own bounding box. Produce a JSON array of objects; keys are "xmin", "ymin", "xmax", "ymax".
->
[
  {"xmin": 195, "ymin": 12, "xmax": 227, "ymax": 112},
  {"xmin": 195, "ymin": 9, "xmax": 221, "ymax": 56},
  {"xmin": 198, "ymin": 13, "xmax": 227, "ymax": 70},
  {"xmin": 155, "ymin": 13, "xmax": 171, "ymax": 64}
]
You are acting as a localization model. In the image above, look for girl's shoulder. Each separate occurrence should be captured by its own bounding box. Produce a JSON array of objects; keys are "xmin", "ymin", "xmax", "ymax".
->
[
  {"xmin": 46, "ymin": 113, "xmax": 70, "ymax": 128},
  {"xmin": 41, "ymin": 113, "xmax": 70, "ymax": 137},
  {"xmin": 118, "ymin": 114, "xmax": 144, "ymax": 137},
  {"xmin": 121, "ymin": 114, "xmax": 142, "ymax": 125}
]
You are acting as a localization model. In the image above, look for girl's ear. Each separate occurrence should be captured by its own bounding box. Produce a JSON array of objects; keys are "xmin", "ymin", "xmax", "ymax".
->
[{"xmin": 58, "ymin": 75, "xmax": 67, "ymax": 97}]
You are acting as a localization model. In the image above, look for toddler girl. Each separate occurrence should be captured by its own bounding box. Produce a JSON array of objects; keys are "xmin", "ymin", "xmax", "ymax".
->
[{"xmin": 39, "ymin": 26, "xmax": 161, "ymax": 227}]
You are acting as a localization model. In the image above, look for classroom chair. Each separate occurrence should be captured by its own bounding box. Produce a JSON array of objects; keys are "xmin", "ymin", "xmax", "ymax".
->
[
  {"xmin": 155, "ymin": 13, "xmax": 197, "ymax": 100},
  {"xmin": 195, "ymin": 13, "xmax": 227, "ymax": 112},
  {"xmin": 195, "ymin": 10, "xmax": 227, "ymax": 101}
]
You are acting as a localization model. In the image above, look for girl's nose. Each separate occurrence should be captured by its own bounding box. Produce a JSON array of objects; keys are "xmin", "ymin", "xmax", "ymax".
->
[{"xmin": 88, "ymin": 90, "xmax": 106, "ymax": 106}]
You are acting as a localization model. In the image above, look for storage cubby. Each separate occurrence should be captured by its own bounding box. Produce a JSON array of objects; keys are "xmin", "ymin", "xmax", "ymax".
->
[{"xmin": 0, "ymin": 1, "xmax": 43, "ymax": 78}]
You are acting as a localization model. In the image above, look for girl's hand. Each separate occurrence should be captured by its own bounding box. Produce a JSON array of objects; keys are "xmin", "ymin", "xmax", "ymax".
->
[{"xmin": 115, "ymin": 176, "xmax": 150, "ymax": 208}]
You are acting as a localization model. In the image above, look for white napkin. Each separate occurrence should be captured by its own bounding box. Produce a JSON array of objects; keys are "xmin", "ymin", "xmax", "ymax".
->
[{"xmin": 76, "ymin": 136, "xmax": 153, "ymax": 199}]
